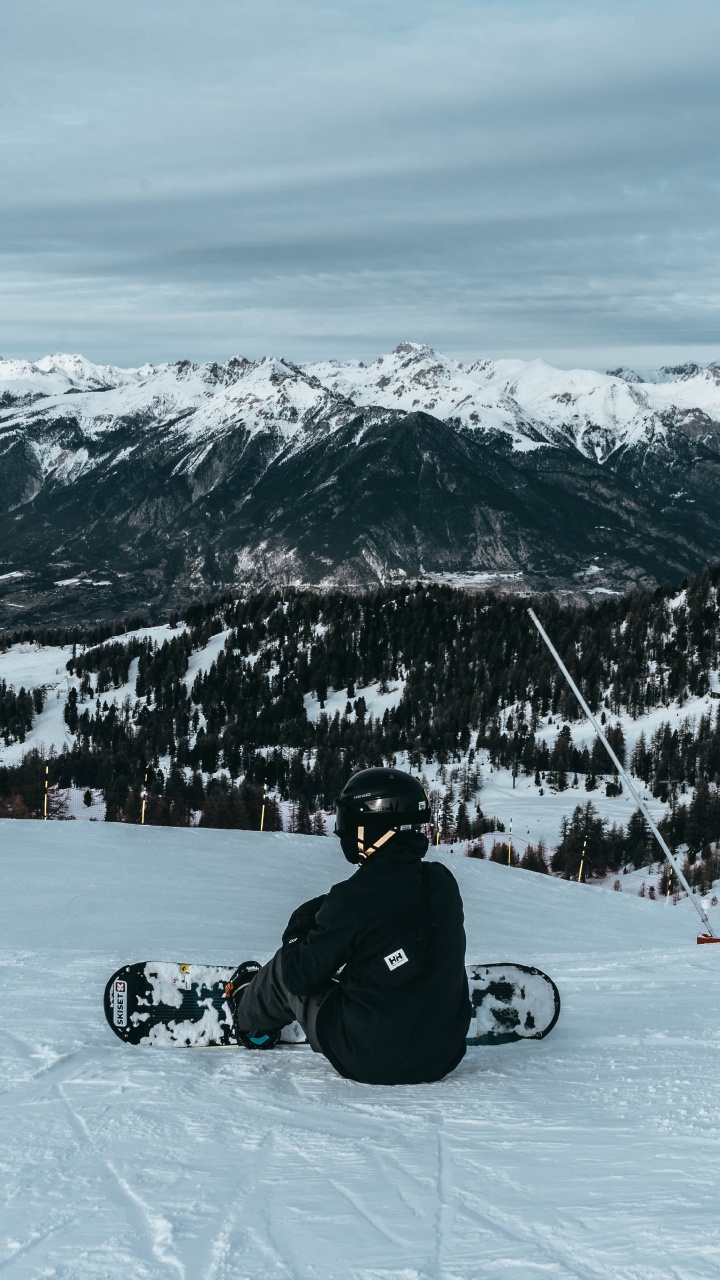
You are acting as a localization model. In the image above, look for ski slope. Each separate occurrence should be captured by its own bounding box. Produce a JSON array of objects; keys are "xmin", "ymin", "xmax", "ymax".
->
[{"xmin": 2, "ymin": 822, "xmax": 720, "ymax": 1279}]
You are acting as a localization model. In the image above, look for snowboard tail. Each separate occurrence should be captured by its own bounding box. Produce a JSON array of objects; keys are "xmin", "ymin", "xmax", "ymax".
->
[
  {"xmin": 465, "ymin": 964, "xmax": 560, "ymax": 1045},
  {"xmin": 104, "ymin": 961, "xmax": 560, "ymax": 1049}
]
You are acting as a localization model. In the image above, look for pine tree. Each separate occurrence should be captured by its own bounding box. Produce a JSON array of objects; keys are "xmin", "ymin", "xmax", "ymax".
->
[
  {"xmin": 294, "ymin": 803, "xmax": 313, "ymax": 835},
  {"xmin": 199, "ymin": 786, "xmax": 250, "ymax": 829},
  {"xmin": 262, "ymin": 797, "xmax": 284, "ymax": 831},
  {"xmin": 311, "ymin": 810, "xmax": 327, "ymax": 836},
  {"xmin": 489, "ymin": 839, "xmax": 518, "ymax": 867},
  {"xmin": 520, "ymin": 840, "xmax": 548, "ymax": 874},
  {"xmin": 455, "ymin": 802, "xmax": 472, "ymax": 839},
  {"xmin": 551, "ymin": 801, "xmax": 619, "ymax": 879},
  {"xmin": 466, "ymin": 842, "xmax": 486, "ymax": 859}
]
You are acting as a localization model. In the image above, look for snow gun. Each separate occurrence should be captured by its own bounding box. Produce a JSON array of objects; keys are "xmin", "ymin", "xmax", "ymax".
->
[{"xmin": 528, "ymin": 608, "xmax": 719, "ymax": 944}]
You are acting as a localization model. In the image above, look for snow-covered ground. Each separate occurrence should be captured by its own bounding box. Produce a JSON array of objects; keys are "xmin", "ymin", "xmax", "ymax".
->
[
  {"xmin": 530, "ymin": 691, "xmax": 720, "ymax": 760},
  {"xmin": 304, "ymin": 678, "xmax": 406, "ymax": 724},
  {"xmin": 0, "ymin": 626, "xmax": 184, "ymax": 768},
  {"xmin": 2, "ymin": 822, "xmax": 720, "ymax": 1278},
  {"xmin": 0, "ymin": 640, "xmax": 74, "ymax": 693},
  {"xmin": 417, "ymin": 756, "xmax": 665, "ymax": 854},
  {"xmin": 183, "ymin": 629, "xmax": 229, "ymax": 691}
]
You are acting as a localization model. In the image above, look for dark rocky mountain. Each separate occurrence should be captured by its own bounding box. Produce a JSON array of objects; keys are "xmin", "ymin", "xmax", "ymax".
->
[{"xmin": 1, "ymin": 344, "xmax": 719, "ymax": 627}]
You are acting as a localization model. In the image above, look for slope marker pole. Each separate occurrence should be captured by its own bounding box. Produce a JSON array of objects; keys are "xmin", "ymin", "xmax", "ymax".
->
[
  {"xmin": 507, "ymin": 816, "xmax": 513, "ymax": 866},
  {"xmin": 527, "ymin": 608, "xmax": 716, "ymax": 939},
  {"xmin": 577, "ymin": 833, "xmax": 588, "ymax": 883}
]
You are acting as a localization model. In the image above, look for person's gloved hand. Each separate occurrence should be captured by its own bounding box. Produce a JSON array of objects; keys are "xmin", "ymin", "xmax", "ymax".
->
[{"xmin": 282, "ymin": 894, "xmax": 327, "ymax": 945}]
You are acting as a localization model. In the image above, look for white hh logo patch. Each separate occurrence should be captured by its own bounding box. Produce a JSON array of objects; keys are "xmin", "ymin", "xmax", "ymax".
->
[
  {"xmin": 384, "ymin": 948, "xmax": 409, "ymax": 971},
  {"xmin": 113, "ymin": 978, "xmax": 128, "ymax": 1027}
]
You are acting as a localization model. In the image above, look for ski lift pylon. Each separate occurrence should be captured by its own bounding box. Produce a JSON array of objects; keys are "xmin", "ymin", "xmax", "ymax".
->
[{"xmin": 528, "ymin": 608, "xmax": 718, "ymax": 943}]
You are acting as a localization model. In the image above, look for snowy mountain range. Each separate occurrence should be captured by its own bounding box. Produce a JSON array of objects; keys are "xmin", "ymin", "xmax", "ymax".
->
[{"xmin": 2, "ymin": 343, "xmax": 720, "ymax": 626}]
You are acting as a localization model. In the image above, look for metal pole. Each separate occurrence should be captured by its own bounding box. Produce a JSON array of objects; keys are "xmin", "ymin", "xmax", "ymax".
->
[
  {"xmin": 260, "ymin": 783, "xmax": 267, "ymax": 833},
  {"xmin": 507, "ymin": 815, "xmax": 513, "ymax": 866},
  {"xmin": 43, "ymin": 764, "xmax": 48, "ymax": 820},
  {"xmin": 528, "ymin": 607, "xmax": 714, "ymax": 937}
]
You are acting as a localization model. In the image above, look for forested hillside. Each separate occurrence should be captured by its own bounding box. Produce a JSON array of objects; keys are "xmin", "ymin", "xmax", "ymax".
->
[{"xmin": 1, "ymin": 565, "xmax": 720, "ymax": 872}]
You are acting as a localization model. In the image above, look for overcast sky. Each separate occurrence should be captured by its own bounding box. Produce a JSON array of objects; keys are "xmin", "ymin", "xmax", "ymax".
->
[{"xmin": 1, "ymin": 0, "xmax": 719, "ymax": 369}]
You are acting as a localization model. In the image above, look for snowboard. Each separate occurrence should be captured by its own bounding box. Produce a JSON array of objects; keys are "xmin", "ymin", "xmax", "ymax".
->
[{"xmin": 104, "ymin": 961, "xmax": 560, "ymax": 1049}]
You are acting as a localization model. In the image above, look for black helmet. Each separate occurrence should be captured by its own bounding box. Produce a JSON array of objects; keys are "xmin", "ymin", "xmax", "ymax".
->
[{"xmin": 335, "ymin": 767, "xmax": 431, "ymax": 863}]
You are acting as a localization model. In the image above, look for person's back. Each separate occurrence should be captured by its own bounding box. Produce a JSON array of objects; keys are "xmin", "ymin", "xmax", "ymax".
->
[
  {"xmin": 230, "ymin": 767, "xmax": 471, "ymax": 1084},
  {"xmin": 289, "ymin": 838, "xmax": 470, "ymax": 1083}
]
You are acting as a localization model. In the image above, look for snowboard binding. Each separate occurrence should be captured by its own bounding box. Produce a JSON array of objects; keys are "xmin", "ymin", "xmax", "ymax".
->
[{"xmin": 226, "ymin": 960, "xmax": 282, "ymax": 1050}]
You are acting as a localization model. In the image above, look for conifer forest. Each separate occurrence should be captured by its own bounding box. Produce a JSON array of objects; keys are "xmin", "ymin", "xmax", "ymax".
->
[{"xmin": 1, "ymin": 564, "xmax": 720, "ymax": 883}]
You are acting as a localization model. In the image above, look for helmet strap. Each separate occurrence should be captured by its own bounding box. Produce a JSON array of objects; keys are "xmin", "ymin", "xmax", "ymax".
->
[{"xmin": 357, "ymin": 826, "xmax": 396, "ymax": 861}]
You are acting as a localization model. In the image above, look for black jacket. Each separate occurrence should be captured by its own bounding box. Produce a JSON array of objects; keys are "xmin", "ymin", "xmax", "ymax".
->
[{"xmin": 281, "ymin": 834, "xmax": 471, "ymax": 1085}]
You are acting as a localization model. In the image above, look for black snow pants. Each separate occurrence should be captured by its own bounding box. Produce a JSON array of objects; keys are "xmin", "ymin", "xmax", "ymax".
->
[{"xmin": 233, "ymin": 949, "xmax": 334, "ymax": 1053}]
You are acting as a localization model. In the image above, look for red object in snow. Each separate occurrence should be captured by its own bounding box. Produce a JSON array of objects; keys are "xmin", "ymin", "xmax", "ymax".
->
[{"xmin": 696, "ymin": 934, "xmax": 720, "ymax": 944}]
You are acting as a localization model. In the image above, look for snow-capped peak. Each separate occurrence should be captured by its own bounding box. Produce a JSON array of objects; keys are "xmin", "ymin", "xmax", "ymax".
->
[
  {"xmin": 35, "ymin": 352, "xmax": 125, "ymax": 386},
  {"xmin": 3, "ymin": 345, "xmax": 720, "ymax": 472},
  {"xmin": 0, "ymin": 352, "xmax": 141, "ymax": 404}
]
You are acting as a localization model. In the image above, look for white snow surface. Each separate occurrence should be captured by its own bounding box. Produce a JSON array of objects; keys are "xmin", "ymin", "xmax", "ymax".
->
[
  {"xmin": 2, "ymin": 821, "xmax": 720, "ymax": 1279},
  {"xmin": 304, "ymin": 678, "xmax": 406, "ymax": 724},
  {"xmin": 439, "ymin": 761, "xmax": 667, "ymax": 854},
  {"xmin": 184, "ymin": 630, "xmax": 231, "ymax": 691},
  {"xmin": 306, "ymin": 342, "xmax": 720, "ymax": 459},
  {"xmin": 0, "ymin": 353, "xmax": 141, "ymax": 400},
  {"xmin": 0, "ymin": 626, "xmax": 186, "ymax": 768}
]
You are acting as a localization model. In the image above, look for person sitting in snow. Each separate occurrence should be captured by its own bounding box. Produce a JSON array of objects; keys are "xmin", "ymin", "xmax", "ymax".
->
[{"xmin": 226, "ymin": 767, "xmax": 471, "ymax": 1085}]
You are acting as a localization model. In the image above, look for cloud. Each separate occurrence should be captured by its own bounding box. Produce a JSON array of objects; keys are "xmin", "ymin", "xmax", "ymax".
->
[{"xmin": 1, "ymin": 0, "xmax": 719, "ymax": 366}]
